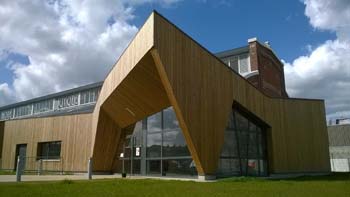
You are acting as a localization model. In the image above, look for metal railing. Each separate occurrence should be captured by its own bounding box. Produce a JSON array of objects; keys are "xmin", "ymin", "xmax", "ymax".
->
[
  {"xmin": 16, "ymin": 156, "xmax": 64, "ymax": 175},
  {"xmin": 14, "ymin": 156, "xmax": 93, "ymax": 182}
]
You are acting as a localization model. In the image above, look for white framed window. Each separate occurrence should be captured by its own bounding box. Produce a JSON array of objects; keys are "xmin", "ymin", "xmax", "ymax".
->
[
  {"xmin": 0, "ymin": 109, "xmax": 13, "ymax": 120},
  {"xmin": 57, "ymin": 94, "xmax": 79, "ymax": 109},
  {"xmin": 80, "ymin": 88, "xmax": 100, "ymax": 105},
  {"xmin": 33, "ymin": 99, "xmax": 54, "ymax": 114},
  {"xmin": 228, "ymin": 56, "xmax": 239, "ymax": 72},
  {"xmin": 238, "ymin": 54, "xmax": 251, "ymax": 74},
  {"xmin": 225, "ymin": 53, "xmax": 251, "ymax": 75},
  {"xmin": 14, "ymin": 104, "xmax": 32, "ymax": 117}
]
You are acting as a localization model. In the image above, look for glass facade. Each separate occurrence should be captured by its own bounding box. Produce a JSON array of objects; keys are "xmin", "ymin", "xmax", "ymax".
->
[
  {"xmin": 217, "ymin": 109, "xmax": 268, "ymax": 177},
  {"xmin": 0, "ymin": 86, "xmax": 101, "ymax": 121},
  {"xmin": 80, "ymin": 88, "xmax": 100, "ymax": 105},
  {"xmin": 119, "ymin": 107, "xmax": 197, "ymax": 177},
  {"xmin": 33, "ymin": 99, "xmax": 54, "ymax": 114},
  {"xmin": 0, "ymin": 109, "xmax": 13, "ymax": 120},
  {"xmin": 14, "ymin": 105, "xmax": 32, "ymax": 117},
  {"xmin": 57, "ymin": 94, "xmax": 80, "ymax": 109}
]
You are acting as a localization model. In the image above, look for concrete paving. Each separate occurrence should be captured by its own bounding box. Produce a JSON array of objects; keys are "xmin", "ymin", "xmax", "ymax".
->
[
  {"xmin": 0, "ymin": 174, "xmax": 202, "ymax": 183},
  {"xmin": 0, "ymin": 174, "xmax": 120, "ymax": 183}
]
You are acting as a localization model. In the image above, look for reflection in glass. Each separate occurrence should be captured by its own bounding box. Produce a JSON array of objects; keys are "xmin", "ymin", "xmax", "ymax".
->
[
  {"xmin": 133, "ymin": 122, "xmax": 143, "ymax": 147},
  {"xmin": 147, "ymin": 112, "xmax": 162, "ymax": 132},
  {"xmin": 163, "ymin": 130, "xmax": 189, "ymax": 157},
  {"xmin": 147, "ymin": 160, "xmax": 161, "ymax": 174},
  {"xmin": 218, "ymin": 109, "xmax": 268, "ymax": 177},
  {"xmin": 146, "ymin": 133, "xmax": 161, "ymax": 158},
  {"xmin": 229, "ymin": 56, "xmax": 239, "ymax": 72},
  {"xmin": 217, "ymin": 158, "xmax": 240, "ymax": 176},
  {"xmin": 221, "ymin": 131, "xmax": 238, "ymax": 157},
  {"xmin": 118, "ymin": 107, "xmax": 196, "ymax": 177},
  {"xmin": 247, "ymin": 159, "xmax": 259, "ymax": 176},
  {"xmin": 163, "ymin": 159, "xmax": 197, "ymax": 176},
  {"xmin": 133, "ymin": 159, "xmax": 141, "ymax": 174},
  {"xmin": 236, "ymin": 112, "xmax": 248, "ymax": 131},
  {"xmin": 163, "ymin": 107, "xmax": 179, "ymax": 130}
]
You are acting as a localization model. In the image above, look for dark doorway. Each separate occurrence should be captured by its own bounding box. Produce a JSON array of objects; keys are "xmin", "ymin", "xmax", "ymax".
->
[{"xmin": 14, "ymin": 144, "xmax": 27, "ymax": 172}]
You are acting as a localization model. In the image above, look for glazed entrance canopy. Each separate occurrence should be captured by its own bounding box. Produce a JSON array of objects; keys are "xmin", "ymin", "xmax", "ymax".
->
[{"xmin": 90, "ymin": 11, "xmax": 330, "ymax": 177}]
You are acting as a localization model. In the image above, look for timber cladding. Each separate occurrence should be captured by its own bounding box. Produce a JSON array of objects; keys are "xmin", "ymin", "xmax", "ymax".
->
[
  {"xmin": 0, "ymin": 114, "xmax": 92, "ymax": 172},
  {"xmin": 89, "ymin": 11, "xmax": 330, "ymax": 176},
  {"xmin": 0, "ymin": 12, "xmax": 331, "ymax": 176},
  {"xmin": 153, "ymin": 13, "xmax": 330, "ymax": 174},
  {"xmin": 0, "ymin": 121, "xmax": 4, "ymax": 159}
]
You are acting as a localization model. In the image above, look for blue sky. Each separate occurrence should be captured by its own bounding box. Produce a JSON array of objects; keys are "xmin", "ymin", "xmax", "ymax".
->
[
  {"xmin": 0, "ymin": 0, "xmax": 349, "ymax": 120},
  {"xmin": 1, "ymin": 0, "xmax": 335, "ymax": 84},
  {"xmin": 0, "ymin": 52, "xmax": 29, "ymax": 84},
  {"xmin": 131, "ymin": 0, "xmax": 335, "ymax": 62}
]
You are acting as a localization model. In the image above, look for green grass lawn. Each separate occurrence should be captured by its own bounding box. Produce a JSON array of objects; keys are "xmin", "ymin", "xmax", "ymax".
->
[
  {"xmin": 0, "ymin": 170, "xmax": 15, "ymax": 175},
  {"xmin": 0, "ymin": 173, "xmax": 349, "ymax": 197}
]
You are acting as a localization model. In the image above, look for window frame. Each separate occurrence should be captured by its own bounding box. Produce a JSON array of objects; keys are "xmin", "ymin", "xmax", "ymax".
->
[
  {"xmin": 37, "ymin": 141, "xmax": 62, "ymax": 161},
  {"xmin": 238, "ymin": 54, "xmax": 251, "ymax": 75}
]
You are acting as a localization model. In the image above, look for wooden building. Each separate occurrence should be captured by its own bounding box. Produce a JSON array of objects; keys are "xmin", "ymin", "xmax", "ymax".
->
[{"xmin": 0, "ymin": 12, "xmax": 330, "ymax": 179}]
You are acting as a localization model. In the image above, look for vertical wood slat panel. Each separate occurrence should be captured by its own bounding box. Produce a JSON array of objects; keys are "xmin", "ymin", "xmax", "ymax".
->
[
  {"xmin": 153, "ymin": 12, "xmax": 330, "ymax": 175},
  {"xmin": 1, "ymin": 114, "xmax": 92, "ymax": 172},
  {"xmin": 1, "ymin": 12, "xmax": 331, "ymax": 176}
]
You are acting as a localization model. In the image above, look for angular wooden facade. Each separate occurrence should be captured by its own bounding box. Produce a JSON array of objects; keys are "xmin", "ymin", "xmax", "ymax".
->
[
  {"xmin": 0, "ymin": 114, "xmax": 92, "ymax": 172},
  {"xmin": 0, "ymin": 12, "xmax": 330, "ymax": 177},
  {"xmin": 90, "ymin": 12, "xmax": 330, "ymax": 176}
]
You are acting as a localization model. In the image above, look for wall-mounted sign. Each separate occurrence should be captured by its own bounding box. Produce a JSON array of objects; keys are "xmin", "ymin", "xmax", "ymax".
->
[{"xmin": 135, "ymin": 147, "xmax": 140, "ymax": 157}]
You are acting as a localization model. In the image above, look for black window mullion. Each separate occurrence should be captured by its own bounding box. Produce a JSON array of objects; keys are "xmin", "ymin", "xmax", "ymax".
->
[
  {"xmin": 233, "ymin": 111, "xmax": 243, "ymax": 175},
  {"xmin": 245, "ymin": 121, "xmax": 250, "ymax": 176},
  {"xmin": 256, "ymin": 126, "xmax": 260, "ymax": 176},
  {"xmin": 160, "ymin": 110, "xmax": 164, "ymax": 175}
]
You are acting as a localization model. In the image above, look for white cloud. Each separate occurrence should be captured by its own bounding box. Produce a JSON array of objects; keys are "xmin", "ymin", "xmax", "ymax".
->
[
  {"xmin": 0, "ymin": 0, "xmax": 181, "ymax": 106},
  {"xmin": 0, "ymin": 83, "xmax": 14, "ymax": 106},
  {"xmin": 285, "ymin": 0, "xmax": 350, "ymax": 120}
]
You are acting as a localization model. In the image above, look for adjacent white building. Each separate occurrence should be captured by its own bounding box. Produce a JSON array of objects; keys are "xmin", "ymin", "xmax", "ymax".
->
[{"xmin": 328, "ymin": 123, "xmax": 350, "ymax": 172}]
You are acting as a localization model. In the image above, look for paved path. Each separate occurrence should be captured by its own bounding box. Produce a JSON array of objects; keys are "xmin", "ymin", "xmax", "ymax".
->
[
  {"xmin": 0, "ymin": 174, "xmax": 201, "ymax": 183},
  {"xmin": 0, "ymin": 174, "xmax": 121, "ymax": 182}
]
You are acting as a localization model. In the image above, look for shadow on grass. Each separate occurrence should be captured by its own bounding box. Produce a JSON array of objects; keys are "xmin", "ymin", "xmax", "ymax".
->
[
  {"xmin": 61, "ymin": 179, "xmax": 74, "ymax": 184},
  {"xmin": 272, "ymin": 172, "xmax": 350, "ymax": 181},
  {"xmin": 217, "ymin": 172, "xmax": 350, "ymax": 182}
]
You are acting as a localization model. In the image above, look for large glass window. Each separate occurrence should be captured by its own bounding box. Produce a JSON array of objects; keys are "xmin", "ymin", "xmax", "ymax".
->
[
  {"xmin": 147, "ymin": 160, "xmax": 161, "ymax": 174},
  {"xmin": 238, "ymin": 54, "xmax": 250, "ymax": 74},
  {"xmin": 163, "ymin": 107, "xmax": 179, "ymax": 130},
  {"xmin": 229, "ymin": 56, "xmax": 239, "ymax": 72},
  {"xmin": 217, "ymin": 158, "xmax": 241, "ymax": 176},
  {"xmin": 146, "ymin": 133, "xmax": 161, "ymax": 158},
  {"xmin": 0, "ymin": 109, "xmax": 13, "ymax": 120},
  {"xmin": 33, "ymin": 99, "xmax": 54, "ymax": 114},
  {"xmin": 57, "ymin": 94, "xmax": 79, "ymax": 109},
  {"xmin": 119, "ymin": 107, "xmax": 197, "ymax": 177},
  {"xmin": 162, "ymin": 159, "xmax": 197, "ymax": 176},
  {"xmin": 217, "ymin": 109, "xmax": 268, "ymax": 177},
  {"xmin": 163, "ymin": 130, "xmax": 190, "ymax": 157},
  {"xmin": 37, "ymin": 141, "xmax": 61, "ymax": 160},
  {"xmin": 147, "ymin": 112, "xmax": 162, "ymax": 132},
  {"xmin": 221, "ymin": 130, "xmax": 238, "ymax": 157},
  {"xmin": 224, "ymin": 54, "xmax": 251, "ymax": 75},
  {"xmin": 0, "ymin": 86, "xmax": 101, "ymax": 120},
  {"xmin": 80, "ymin": 88, "xmax": 100, "ymax": 105},
  {"xmin": 14, "ymin": 105, "xmax": 32, "ymax": 117}
]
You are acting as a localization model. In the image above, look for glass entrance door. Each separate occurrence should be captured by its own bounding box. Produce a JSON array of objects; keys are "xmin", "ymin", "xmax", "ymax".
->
[
  {"xmin": 118, "ymin": 107, "xmax": 197, "ymax": 178},
  {"xmin": 122, "ymin": 135, "xmax": 141, "ymax": 176}
]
